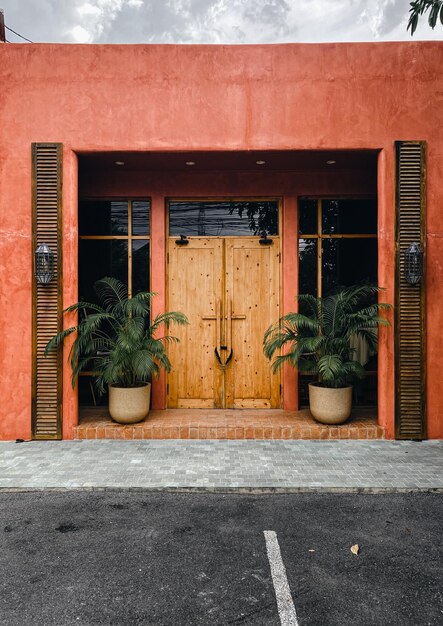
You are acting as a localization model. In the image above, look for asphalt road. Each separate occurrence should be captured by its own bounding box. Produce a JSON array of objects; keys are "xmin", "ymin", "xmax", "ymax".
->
[{"xmin": 0, "ymin": 492, "xmax": 441, "ymax": 625}]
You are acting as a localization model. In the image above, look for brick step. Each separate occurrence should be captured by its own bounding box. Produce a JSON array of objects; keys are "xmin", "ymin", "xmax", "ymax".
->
[{"xmin": 74, "ymin": 408, "xmax": 384, "ymax": 440}]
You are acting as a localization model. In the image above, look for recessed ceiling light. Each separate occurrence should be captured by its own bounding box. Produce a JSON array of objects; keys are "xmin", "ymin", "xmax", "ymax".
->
[
  {"xmin": 185, "ymin": 161, "xmax": 196, "ymax": 166},
  {"xmin": 326, "ymin": 160, "xmax": 336, "ymax": 165},
  {"xmin": 115, "ymin": 160, "xmax": 125, "ymax": 166},
  {"xmin": 256, "ymin": 160, "xmax": 266, "ymax": 165}
]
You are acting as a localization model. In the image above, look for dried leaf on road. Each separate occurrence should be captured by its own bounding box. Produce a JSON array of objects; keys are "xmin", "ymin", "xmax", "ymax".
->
[{"xmin": 351, "ymin": 544, "xmax": 359, "ymax": 555}]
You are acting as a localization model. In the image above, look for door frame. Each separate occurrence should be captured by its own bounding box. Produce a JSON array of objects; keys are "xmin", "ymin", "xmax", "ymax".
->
[{"xmin": 165, "ymin": 197, "xmax": 283, "ymax": 409}]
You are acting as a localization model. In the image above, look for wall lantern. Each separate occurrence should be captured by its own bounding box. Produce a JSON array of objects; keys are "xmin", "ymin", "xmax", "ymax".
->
[
  {"xmin": 404, "ymin": 242, "xmax": 423, "ymax": 286},
  {"xmin": 35, "ymin": 243, "xmax": 55, "ymax": 285}
]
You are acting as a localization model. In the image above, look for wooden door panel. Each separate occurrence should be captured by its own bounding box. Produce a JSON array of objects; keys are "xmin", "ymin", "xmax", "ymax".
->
[
  {"xmin": 167, "ymin": 239, "xmax": 223, "ymax": 408},
  {"xmin": 225, "ymin": 238, "xmax": 280, "ymax": 408},
  {"xmin": 168, "ymin": 237, "xmax": 280, "ymax": 409}
]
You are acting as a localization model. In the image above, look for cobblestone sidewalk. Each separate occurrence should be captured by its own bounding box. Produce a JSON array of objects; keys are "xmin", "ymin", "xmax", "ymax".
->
[{"xmin": 0, "ymin": 440, "xmax": 442, "ymax": 492}]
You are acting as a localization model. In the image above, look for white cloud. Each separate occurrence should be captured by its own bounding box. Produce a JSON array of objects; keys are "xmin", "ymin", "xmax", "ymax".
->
[
  {"xmin": 1, "ymin": 0, "xmax": 442, "ymax": 44},
  {"xmin": 70, "ymin": 24, "xmax": 94, "ymax": 43},
  {"xmin": 77, "ymin": 2, "xmax": 102, "ymax": 18}
]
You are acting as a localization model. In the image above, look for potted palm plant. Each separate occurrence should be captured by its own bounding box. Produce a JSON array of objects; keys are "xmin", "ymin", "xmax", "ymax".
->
[
  {"xmin": 45, "ymin": 277, "xmax": 188, "ymax": 424},
  {"xmin": 263, "ymin": 284, "xmax": 392, "ymax": 424}
]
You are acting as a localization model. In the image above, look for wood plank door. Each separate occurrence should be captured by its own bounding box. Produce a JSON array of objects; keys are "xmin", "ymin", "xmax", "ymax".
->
[
  {"xmin": 225, "ymin": 238, "xmax": 280, "ymax": 408},
  {"xmin": 167, "ymin": 238, "xmax": 223, "ymax": 408},
  {"xmin": 167, "ymin": 237, "xmax": 280, "ymax": 408}
]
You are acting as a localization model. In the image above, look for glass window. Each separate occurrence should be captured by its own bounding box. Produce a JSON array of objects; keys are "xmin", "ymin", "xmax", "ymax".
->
[
  {"xmin": 79, "ymin": 201, "xmax": 128, "ymax": 236},
  {"xmin": 79, "ymin": 240, "xmax": 128, "ymax": 303},
  {"xmin": 78, "ymin": 199, "xmax": 150, "ymax": 301},
  {"xmin": 298, "ymin": 197, "xmax": 378, "ymax": 407},
  {"xmin": 322, "ymin": 239, "xmax": 378, "ymax": 295},
  {"xmin": 298, "ymin": 239, "xmax": 318, "ymax": 297},
  {"xmin": 132, "ymin": 201, "xmax": 150, "ymax": 236},
  {"xmin": 322, "ymin": 199, "xmax": 377, "ymax": 234},
  {"xmin": 132, "ymin": 241, "xmax": 150, "ymax": 295},
  {"xmin": 298, "ymin": 198, "xmax": 318, "ymax": 234},
  {"xmin": 169, "ymin": 200, "xmax": 279, "ymax": 237}
]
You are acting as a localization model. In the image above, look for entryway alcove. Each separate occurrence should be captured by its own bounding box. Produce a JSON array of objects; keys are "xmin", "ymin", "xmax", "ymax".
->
[{"xmin": 75, "ymin": 149, "xmax": 381, "ymax": 439}]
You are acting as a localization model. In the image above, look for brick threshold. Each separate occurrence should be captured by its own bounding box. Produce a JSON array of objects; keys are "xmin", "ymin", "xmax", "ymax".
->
[{"xmin": 74, "ymin": 407, "xmax": 384, "ymax": 440}]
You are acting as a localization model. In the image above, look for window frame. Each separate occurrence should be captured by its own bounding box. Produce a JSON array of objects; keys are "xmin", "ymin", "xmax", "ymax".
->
[
  {"xmin": 78, "ymin": 197, "xmax": 151, "ymax": 298},
  {"xmin": 299, "ymin": 197, "xmax": 377, "ymax": 297},
  {"xmin": 166, "ymin": 196, "xmax": 282, "ymax": 238},
  {"xmin": 298, "ymin": 196, "xmax": 379, "ymax": 407}
]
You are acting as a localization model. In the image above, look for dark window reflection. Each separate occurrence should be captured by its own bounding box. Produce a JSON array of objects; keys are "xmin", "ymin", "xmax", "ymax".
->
[
  {"xmin": 132, "ymin": 241, "xmax": 150, "ymax": 295},
  {"xmin": 78, "ymin": 240, "xmax": 128, "ymax": 304},
  {"xmin": 298, "ymin": 198, "xmax": 317, "ymax": 234},
  {"xmin": 78, "ymin": 377, "xmax": 108, "ymax": 407},
  {"xmin": 322, "ymin": 239, "xmax": 378, "ymax": 295},
  {"xmin": 298, "ymin": 374, "xmax": 317, "ymax": 408},
  {"xmin": 132, "ymin": 201, "xmax": 150, "ymax": 236},
  {"xmin": 298, "ymin": 197, "xmax": 378, "ymax": 407},
  {"xmin": 299, "ymin": 239, "xmax": 317, "ymax": 297},
  {"xmin": 322, "ymin": 199, "xmax": 377, "ymax": 234},
  {"xmin": 169, "ymin": 201, "xmax": 279, "ymax": 236},
  {"xmin": 79, "ymin": 201, "xmax": 128, "ymax": 236}
]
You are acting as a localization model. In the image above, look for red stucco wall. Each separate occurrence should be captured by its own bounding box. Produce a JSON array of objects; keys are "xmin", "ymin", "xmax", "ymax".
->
[{"xmin": 0, "ymin": 42, "xmax": 442, "ymax": 439}]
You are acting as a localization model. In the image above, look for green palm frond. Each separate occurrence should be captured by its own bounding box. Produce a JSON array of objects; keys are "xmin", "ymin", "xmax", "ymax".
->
[
  {"xmin": 155, "ymin": 334, "xmax": 180, "ymax": 344},
  {"xmin": 63, "ymin": 301, "xmax": 106, "ymax": 315},
  {"xmin": 45, "ymin": 277, "xmax": 188, "ymax": 395},
  {"xmin": 94, "ymin": 276, "xmax": 128, "ymax": 311},
  {"xmin": 150, "ymin": 311, "xmax": 189, "ymax": 334},
  {"xmin": 317, "ymin": 354, "xmax": 344, "ymax": 386},
  {"xmin": 297, "ymin": 293, "xmax": 320, "ymax": 318},
  {"xmin": 44, "ymin": 327, "xmax": 77, "ymax": 355},
  {"xmin": 263, "ymin": 313, "xmax": 321, "ymax": 361},
  {"xmin": 130, "ymin": 350, "xmax": 160, "ymax": 379},
  {"xmin": 297, "ymin": 357, "xmax": 319, "ymax": 375},
  {"xmin": 263, "ymin": 284, "xmax": 392, "ymax": 388},
  {"xmin": 342, "ymin": 360, "xmax": 366, "ymax": 381},
  {"xmin": 115, "ymin": 294, "xmax": 152, "ymax": 319}
]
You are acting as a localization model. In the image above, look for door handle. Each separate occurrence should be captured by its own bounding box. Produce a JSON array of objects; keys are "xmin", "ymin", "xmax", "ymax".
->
[
  {"xmin": 215, "ymin": 347, "xmax": 233, "ymax": 366},
  {"xmin": 226, "ymin": 298, "xmax": 232, "ymax": 363},
  {"xmin": 214, "ymin": 298, "xmax": 233, "ymax": 368},
  {"xmin": 216, "ymin": 298, "xmax": 222, "ymax": 361}
]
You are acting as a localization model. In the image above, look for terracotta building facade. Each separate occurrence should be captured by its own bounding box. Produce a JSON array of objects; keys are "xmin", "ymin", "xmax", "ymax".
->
[{"xmin": 0, "ymin": 42, "xmax": 441, "ymax": 440}]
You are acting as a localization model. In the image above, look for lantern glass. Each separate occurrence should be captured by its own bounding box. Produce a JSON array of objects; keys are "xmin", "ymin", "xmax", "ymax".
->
[
  {"xmin": 35, "ymin": 244, "xmax": 55, "ymax": 285},
  {"xmin": 404, "ymin": 242, "xmax": 423, "ymax": 286}
]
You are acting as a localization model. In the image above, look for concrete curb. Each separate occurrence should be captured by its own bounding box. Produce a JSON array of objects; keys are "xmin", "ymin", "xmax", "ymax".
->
[{"xmin": 0, "ymin": 486, "xmax": 442, "ymax": 494}]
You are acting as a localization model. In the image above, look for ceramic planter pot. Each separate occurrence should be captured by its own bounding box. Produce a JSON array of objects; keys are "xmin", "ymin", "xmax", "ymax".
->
[
  {"xmin": 308, "ymin": 382, "xmax": 352, "ymax": 425},
  {"xmin": 108, "ymin": 383, "xmax": 151, "ymax": 424}
]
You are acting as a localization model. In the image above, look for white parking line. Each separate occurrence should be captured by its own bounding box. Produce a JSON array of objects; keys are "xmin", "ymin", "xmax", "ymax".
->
[{"xmin": 264, "ymin": 530, "xmax": 299, "ymax": 626}]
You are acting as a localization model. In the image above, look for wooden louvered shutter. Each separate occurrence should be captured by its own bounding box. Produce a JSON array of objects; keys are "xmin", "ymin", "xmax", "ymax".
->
[
  {"xmin": 395, "ymin": 141, "xmax": 426, "ymax": 439},
  {"xmin": 32, "ymin": 143, "xmax": 63, "ymax": 439}
]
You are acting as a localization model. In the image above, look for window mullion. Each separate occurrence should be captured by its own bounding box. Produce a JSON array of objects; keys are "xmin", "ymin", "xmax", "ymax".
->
[
  {"xmin": 317, "ymin": 199, "xmax": 322, "ymax": 297},
  {"xmin": 128, "ymin": 200, "xmax": 132, "ymax": 298}
]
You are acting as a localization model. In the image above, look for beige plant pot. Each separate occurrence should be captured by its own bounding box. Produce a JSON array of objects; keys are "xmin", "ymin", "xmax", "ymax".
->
[
  {"xmin": 108, "ymin": 383, "xmax": 151, "ymax": 424},
  {"xmin": 308, "ymin": 382, "xmax": 353, "ymax": 425}
]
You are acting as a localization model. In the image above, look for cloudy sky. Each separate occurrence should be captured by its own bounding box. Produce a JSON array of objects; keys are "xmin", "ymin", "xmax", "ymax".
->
[{"xmin": 2, "ymin": 0, "xmax": 442, "ymax": 44}]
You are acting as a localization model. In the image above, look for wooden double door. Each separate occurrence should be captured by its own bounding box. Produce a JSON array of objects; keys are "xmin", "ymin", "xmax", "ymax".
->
[{"xmin": 167, "ymin": 237, "xmax": 281, "ymax": 408}]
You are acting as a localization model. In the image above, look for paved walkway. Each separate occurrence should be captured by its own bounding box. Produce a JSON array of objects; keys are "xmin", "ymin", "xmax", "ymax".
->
[{"xmin": 0, "ymin": 440, "xmax": 442, "ymax": 492}]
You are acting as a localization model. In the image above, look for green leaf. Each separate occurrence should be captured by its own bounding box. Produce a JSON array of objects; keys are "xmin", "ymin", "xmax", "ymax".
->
[
  {"xmin": 429, "ymin": 2, "xmax": 440, "ymax": 26},
  {"xmin": 263, "ymin": 283, "xmax": 392, "ymax": 387},
  {"xmin": 44, "ymin": 327, "xmax": 77, "ymax": 355},
  {"xmin": 44, "ymin": 276, "xmax": 188, "ymax": 395}
]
